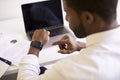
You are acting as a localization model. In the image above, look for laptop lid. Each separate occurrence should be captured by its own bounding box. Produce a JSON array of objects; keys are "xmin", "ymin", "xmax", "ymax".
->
[{"xmin": 21, "ymin": 0, "xmax": 64, "ymax": 33}]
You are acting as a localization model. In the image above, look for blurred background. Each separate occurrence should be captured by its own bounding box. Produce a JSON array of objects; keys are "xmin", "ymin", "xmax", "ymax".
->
[{"xmin": 0, "ymin": 0, "xmax": 119, "ymax": 24}]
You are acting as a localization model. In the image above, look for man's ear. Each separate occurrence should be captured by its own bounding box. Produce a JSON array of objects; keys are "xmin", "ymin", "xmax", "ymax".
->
[{"xmin": 81, "ymin": 12, "xmax": 94, "ymax": 25}]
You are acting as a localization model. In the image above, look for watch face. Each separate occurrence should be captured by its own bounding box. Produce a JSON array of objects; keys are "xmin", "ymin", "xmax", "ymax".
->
[{"xmin": 31, "ymin": 40, "xmax": 43, "ymax": 50}]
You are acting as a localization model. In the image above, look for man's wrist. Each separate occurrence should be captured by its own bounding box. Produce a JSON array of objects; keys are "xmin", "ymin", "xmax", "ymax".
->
[
  {"xmin": 28, "ymin": 46, "xmax": 40, "ymax": 57},
  {"xmin": 76, "ymin": 41, "xmax": 86, "ymax": 51},
  {"xmin": 28, "ymin": 40, "xmax": 44, "ymax": 57}
]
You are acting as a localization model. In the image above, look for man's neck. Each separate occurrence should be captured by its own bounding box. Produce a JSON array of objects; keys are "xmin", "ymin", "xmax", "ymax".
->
[
  {"xmin": 86, "ymin": 20, "xmax": 119, "ymax": 37},
  {"xmin": 108, "ymin": 20, "xmax": 119, "ymax": 30}
]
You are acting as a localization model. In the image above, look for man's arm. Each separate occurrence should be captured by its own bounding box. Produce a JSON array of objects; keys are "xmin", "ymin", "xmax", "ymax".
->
[
  {"xmin": 17, "ymin": 54, "xmax": 40, "ymax": 80},
  {"xmin": 17, "ymin": 29, "xmax": 49, "ymax": 80},
  {"xmin": 17, "ymin": 29, "xmax": 86, "ymax": 80}
]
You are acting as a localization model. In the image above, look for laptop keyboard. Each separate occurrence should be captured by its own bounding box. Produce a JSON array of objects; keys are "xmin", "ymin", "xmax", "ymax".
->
[
  {"xmin": 48, "ymin": 27, "xmax": 68, "ymax": 37},
  {"xmin": 27, "ymin": 27, "xmax": 69, "ymax": 40}
]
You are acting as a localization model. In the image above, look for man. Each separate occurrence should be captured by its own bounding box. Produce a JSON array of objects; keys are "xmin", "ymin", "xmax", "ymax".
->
[{"xmin": 17, "ymin": 0, "xmax": 120, "ymax": 80}]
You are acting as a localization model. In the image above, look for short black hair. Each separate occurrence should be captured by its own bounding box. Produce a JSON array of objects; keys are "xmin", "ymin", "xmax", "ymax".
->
[{"xmin": 64, "ymin": 0, "xmax": 118, "ymax": 24}]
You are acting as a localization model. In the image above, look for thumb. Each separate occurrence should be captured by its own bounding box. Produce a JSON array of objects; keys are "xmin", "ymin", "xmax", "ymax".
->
[{"xmin": 58, "ymin": 49, "xmax": 73, "ymax": 54}]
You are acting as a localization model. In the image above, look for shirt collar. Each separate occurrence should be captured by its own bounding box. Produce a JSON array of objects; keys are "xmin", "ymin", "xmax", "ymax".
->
[{"xmin": 86, "ymin": 26, "xmax": 120, "ymax": 47}]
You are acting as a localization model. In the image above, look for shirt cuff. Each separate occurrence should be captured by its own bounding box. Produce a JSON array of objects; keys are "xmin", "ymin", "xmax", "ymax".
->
[{"xmin": 20, "ymin": 54, "xmax": 40, "ymax": 68}]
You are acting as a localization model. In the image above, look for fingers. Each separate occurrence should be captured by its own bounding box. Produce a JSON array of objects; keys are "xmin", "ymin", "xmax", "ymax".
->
[
  {"xmin": 52, "ymin": 41, "xmax": 60, "ymax": 45},
  {"xmin": 59, "ymin": 44, "xmax": 66, "ymax": 50},
  {"xmin": 58, "ymin": 49, "xmax": 73, "ymax": 54},
  {"xmin": 47, "ymin": 31, "xmax": 50, "ymax": 36},
  {"xmin": 52, "ymin": 35, "xmax": 70, "ymax": 45},
  {"xmin": 32, "ymin": 29, "xmax": 50, "ymax": 45},
  {"xmin": 52, "ymin": 41, "xmax": 64, "ymax": 48},
  {"xmin": 52, "ymin": 40, "xmax": 66, "ymax": 45},
  {"xmin": 52, "ymin": 34, "xmax": 74, "ymax": 54},
  {"xmin": 53, "ymin": 41, "xmax": 73, "ymax": 54},
  {"xmin": 62, "ymin": 35, "xmax": 69, "ymax": 39},
  {"xmin": 34, "ymin": 29, "xmax": 50, "ymax": 35}
]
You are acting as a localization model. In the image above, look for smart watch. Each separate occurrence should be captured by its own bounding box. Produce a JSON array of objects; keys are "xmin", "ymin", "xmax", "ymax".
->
[{"xmin": 30, "ymin": 40, "xmax": 43, "ymax": 50}]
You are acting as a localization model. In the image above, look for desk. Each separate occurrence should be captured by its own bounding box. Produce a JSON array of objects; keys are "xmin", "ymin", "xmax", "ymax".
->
[
  {"xmin": 0, "ymin": 18, "xmax": 27, "ymax": 39},
  {"xmin": 0, "ymin": 18, "xmax": 83, "ymax": 80},
  {"xmin": 0, "ymin": 18, "xmax": 27, "ymax": 80}
]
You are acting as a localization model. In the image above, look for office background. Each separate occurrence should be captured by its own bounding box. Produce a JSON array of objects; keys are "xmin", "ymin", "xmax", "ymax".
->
[
  {"xmin": 0, "ymin": 0, "xmax": 120, "ymax": 23},
  {"xmin": 0, "ymin": 0, "xmax": 69, "ymax": 26}
]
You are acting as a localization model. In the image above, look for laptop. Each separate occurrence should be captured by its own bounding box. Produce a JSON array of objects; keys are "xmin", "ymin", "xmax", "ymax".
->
[{"xmin": 21, "ymin": 0, "xmax": 75, "ymax": 48}]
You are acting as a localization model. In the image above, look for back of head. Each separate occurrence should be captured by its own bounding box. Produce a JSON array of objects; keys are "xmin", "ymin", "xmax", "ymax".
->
[{"xmin": 64, "ymin": 0, "xmax": 118, "ymax": 24}]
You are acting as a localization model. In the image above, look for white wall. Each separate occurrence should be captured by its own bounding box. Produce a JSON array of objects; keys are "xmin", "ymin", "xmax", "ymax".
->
[
  {"xmin": 117, "ymin": 0, "xmax": 120, "ymax": 23},
  {"xmin": 0, "ymin": 0, "xmax": 120, "ymax": 24},
  {"xmin": 0, "ymin": 0, "xmax": 47, "ymax": 20}
]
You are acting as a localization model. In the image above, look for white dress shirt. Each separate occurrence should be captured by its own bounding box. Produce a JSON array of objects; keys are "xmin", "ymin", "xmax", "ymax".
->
[{"xmin": 17, "ymin": 26, "xmax": 120, "ymax": 80}]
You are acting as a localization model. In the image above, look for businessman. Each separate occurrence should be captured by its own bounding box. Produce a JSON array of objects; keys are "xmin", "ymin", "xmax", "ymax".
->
[{"xmin": 17, "ymin": 0, "xmax": 120, "ymax": 80}]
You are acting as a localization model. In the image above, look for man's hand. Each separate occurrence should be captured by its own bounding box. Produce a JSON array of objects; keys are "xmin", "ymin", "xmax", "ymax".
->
[
  {"xmin": 52, "ymin": 35, "xmax": 86, "ymax": 54},
  {"xmin": 32, "ymin": 29, "xmax": 50, "ymax": 45},
  {"xmin": 28, "ymin": 29, "xmax": 50, "ymax": 56}
]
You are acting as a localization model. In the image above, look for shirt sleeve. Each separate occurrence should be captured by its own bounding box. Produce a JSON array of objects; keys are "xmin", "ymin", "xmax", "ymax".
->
[
  {"xmin": 17, "ymin": 54, "xmax": 66, "ymax": 80},
  {"xmin": 17, "ymin": 54, "xmax": 40, "ymax": 80},
  {"xmin": 17, "ymin": 52, "xmax": 100, "ymax": 80}
]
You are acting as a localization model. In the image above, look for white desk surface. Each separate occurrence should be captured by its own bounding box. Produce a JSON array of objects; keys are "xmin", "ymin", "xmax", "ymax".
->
[
  {"xmin": 0, "ymin": 18, "xmax": 27, "ymax": 76},
  {"xmin": 0, "ymin": 18, "xmax": 27, "ymax": 40}
]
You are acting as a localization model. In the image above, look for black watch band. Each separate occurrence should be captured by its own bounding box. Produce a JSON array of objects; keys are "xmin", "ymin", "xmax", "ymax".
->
[{"xmin": 30, "ymin": 40, "xmax": 43, "ymax": 50}]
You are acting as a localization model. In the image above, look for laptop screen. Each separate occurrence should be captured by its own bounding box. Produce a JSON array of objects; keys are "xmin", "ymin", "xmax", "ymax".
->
[{"xmin": 21, "ymin": 0, "xmax": 63, "ymax": 32}]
